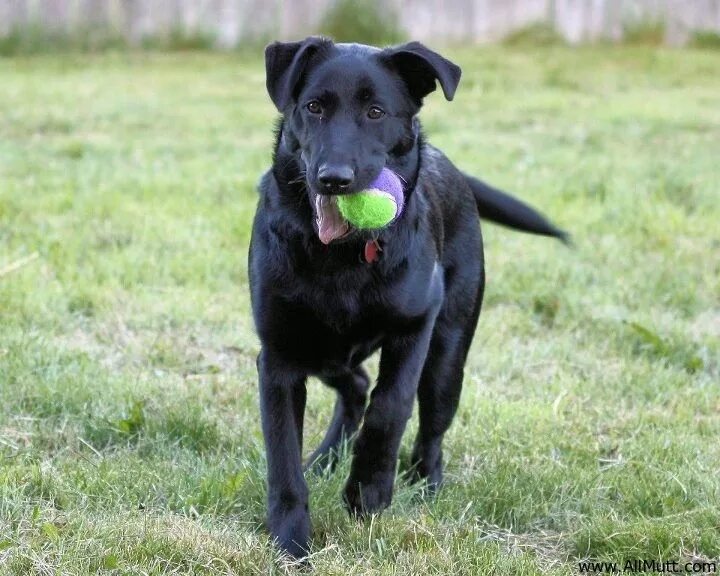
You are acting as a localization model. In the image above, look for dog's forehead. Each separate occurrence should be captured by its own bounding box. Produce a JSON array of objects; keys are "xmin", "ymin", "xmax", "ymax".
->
[{"xmin": 305, "ymin": 47, "xmax": 394, "ymax": 97}]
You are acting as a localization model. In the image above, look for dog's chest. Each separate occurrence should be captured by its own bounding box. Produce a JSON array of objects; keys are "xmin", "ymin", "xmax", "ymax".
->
[
  {"xmin": 264, "ymin": 272, "xmax": 391, "ymax": 372},
  {"xmin": 274, "ymin": 296, "xmax": 384, "ymax": 373},
  {"xmin": 290, "ymin": 272, "xmax": 379, "ymax": 333}
]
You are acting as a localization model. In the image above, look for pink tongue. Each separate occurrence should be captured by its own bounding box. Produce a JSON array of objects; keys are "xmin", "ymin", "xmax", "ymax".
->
[{"xmin": 317, "ymin": 196, "xmax": 349, "ymax": 244}]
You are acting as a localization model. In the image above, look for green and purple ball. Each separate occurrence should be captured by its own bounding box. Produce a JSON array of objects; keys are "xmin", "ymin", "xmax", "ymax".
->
[{"xmin": 337, "ymin": 168, "xmax": 404, "ymax": 230}]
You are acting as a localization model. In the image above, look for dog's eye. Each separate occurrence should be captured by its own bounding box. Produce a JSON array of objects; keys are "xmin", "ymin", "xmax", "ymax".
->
[
  {"xmin": 367, "ymin": 106, "xmax": 385, "ymax": 120},
  {"xmin": 306, "ymin": 101, "xmax": 322, "ymax": 115}
]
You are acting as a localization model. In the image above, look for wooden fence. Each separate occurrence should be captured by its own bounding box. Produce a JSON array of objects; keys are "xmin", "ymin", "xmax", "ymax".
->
[{"xmin": 1, "ymin": 0, "xmax": 719, "ymax": 46}]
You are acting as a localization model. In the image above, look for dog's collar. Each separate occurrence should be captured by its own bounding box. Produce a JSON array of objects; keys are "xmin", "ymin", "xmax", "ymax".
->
[{"xmin": 363, "ymin": 239, "xmax": 382, "ymax": 264}]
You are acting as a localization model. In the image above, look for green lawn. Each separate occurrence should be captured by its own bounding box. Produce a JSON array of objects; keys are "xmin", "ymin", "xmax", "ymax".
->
[{"xmin": 1, "ymin": 46, "xmax": 719, "ymax": 575}]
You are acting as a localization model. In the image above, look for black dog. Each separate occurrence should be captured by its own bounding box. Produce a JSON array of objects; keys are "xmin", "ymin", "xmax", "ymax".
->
[{"xmin": 249, "ymin": 37, "xmax": 566, "ymax": 558}]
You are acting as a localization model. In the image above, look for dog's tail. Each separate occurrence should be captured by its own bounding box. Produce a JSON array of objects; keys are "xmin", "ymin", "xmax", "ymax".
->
[{"xmin": 464, "ymin": 174, "xmax": 569, "ymax": 243}]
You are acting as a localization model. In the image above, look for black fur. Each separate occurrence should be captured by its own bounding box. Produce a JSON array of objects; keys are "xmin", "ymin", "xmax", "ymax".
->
[{"xmin": 249, "ymin": 37, "xmax": 566, "ymax": 558}]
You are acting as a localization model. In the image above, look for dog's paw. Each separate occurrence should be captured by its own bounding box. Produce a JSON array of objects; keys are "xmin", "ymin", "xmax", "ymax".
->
[
  {"xmin": 268, "ymin": 503, "xmax": 310, "ymax": 559},
  {"xmin": 304, "ymin": 447, "xmax": 340, "ymax": 476},
  {"xmin": 409, "ymin": 460, "xmax": 443, "ymax": 494},
  {"xmin": 408, "ymin": 444, "xmax": 444, "ymax": 493},
  {"xmin": 343, "ymin": 474, "xmax": 394, "ymax": 516}
]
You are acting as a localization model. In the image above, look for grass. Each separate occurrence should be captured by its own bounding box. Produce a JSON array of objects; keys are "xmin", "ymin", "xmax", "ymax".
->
[
  {"xmin": 622, "ymin": 21, "xmax": 667, "ymax": 46},
  {"xmin": 0, "ymin": 27, "xmax": 219, "ymax": 57},
  {"xmin": 691, "ymin": 31, "xmax": 720, "ymax": 50},
  {"xmin": 319, "ymin": 0, "xmax": 405, "ymax": 46},
  {"xmin": 502, "ymin": 24, "xmax": 565, "ymax": 47},
  {"xmin": 1, "ymin": 45, "xmax": 719, "ymax": 574}
]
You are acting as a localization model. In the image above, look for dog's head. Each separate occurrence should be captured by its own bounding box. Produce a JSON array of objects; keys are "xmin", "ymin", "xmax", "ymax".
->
[{"xmin": 265, "ymin": 37, "xmax": 461, "ymax": 243}]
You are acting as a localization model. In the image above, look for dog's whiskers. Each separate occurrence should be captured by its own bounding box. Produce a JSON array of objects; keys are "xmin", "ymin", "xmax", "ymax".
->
[{"xmin": 288, "ymin": 175, "xmax": 307, "ymax": 186}]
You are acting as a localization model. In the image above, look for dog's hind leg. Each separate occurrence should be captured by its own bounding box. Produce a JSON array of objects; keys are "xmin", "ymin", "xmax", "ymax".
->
[{"xmin": 305, "ymin": 367, "xmax": 369, "ymax": 472}]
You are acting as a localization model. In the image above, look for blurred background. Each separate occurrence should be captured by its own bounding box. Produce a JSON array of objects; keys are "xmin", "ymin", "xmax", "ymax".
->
[
  {"xmin": 2, "ymin": 0, "xmax": 720, "ymax": 52},
  {"xmin": 1, "ymin": 1, "xmax": 719, "ymax": 574}
]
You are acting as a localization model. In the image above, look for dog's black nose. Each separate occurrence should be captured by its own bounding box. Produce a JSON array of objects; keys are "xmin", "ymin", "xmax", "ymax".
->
[{"xmin": 318, "ymin": 164, "xmax": 354, "ymax": 192}]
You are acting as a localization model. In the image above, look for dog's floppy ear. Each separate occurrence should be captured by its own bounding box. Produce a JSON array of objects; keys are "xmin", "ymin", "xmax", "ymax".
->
[
  {"xmin": 381, "ymin": 41, "xmax": 461, "ymax": 104},
  {"xmin": 265, "ymin": 37, "xmax": 331, "ymax": 111}
]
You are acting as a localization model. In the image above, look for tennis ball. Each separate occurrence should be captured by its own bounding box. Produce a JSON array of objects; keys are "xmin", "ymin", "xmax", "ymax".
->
[{"xmin": 336, "ymin": 168, "xmax": 404, "ymax": 230}]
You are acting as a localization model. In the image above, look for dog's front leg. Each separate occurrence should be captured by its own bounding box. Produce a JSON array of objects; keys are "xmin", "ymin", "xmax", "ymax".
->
[
  {"xmin": 258, "ymin": 350, "xmax": 309, "ymax": 558},
  {"xmin": 343, "ymin": 299, "xmax": 440, "ymax": 515}
]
